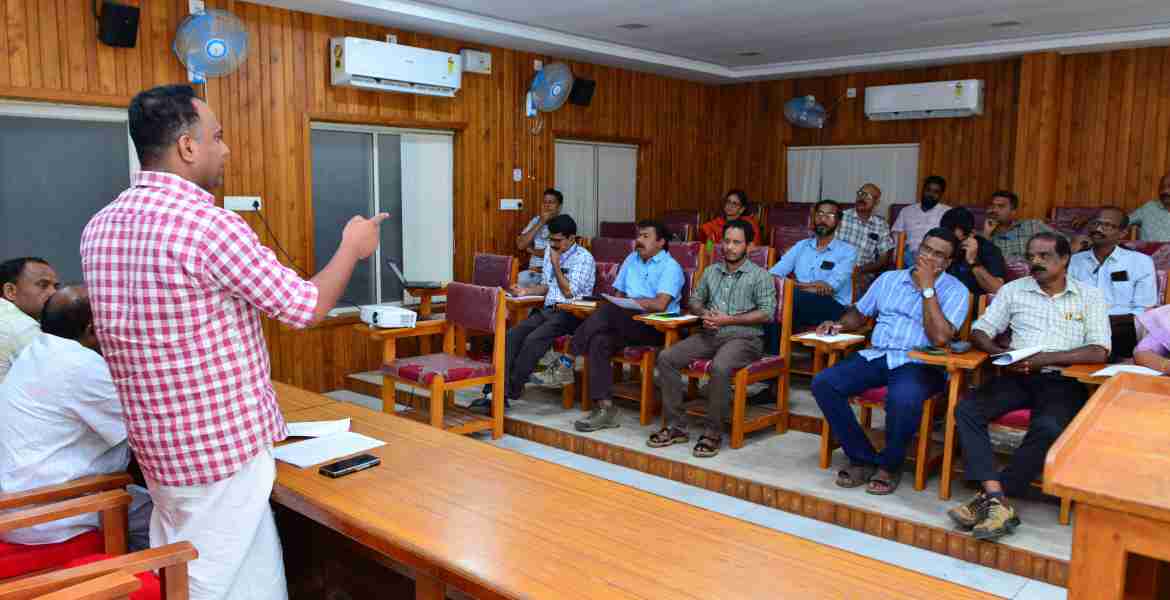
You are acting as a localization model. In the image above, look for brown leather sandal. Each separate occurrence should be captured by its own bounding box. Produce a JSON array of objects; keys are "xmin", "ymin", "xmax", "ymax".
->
[
  {"xmin": 647, "ymin": 427, "xmax": 689, "ymax": 448},
  {"xmin": 693, "ymin": 435, "xmax": 721, "ymax": 458}
]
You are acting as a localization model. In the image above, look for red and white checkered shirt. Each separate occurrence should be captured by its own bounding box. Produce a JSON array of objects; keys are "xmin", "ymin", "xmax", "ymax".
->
[{"xmin": 81, "ymin": 171, "xmax": 319, "ymax": 486}]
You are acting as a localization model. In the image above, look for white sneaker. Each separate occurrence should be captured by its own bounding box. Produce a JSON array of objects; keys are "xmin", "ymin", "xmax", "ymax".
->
[{"xmin": 533, "ymin": 358, "xmax": 575, "ymax": 387}]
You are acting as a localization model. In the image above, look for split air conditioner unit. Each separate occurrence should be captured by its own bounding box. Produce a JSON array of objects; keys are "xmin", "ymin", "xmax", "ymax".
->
[
  {"xmin": 865, "ymin": 79, "xmax": 984, "ymax": 121},
  {"xmin": 330, "ymin": 37, "xmax": 462, "ymax": 98}
]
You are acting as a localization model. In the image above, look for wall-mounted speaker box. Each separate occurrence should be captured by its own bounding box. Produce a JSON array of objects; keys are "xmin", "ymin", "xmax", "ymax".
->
[
  {"xmin": 569, "ymin": 79, "xmax": 596, "ymax": 106},
  {"xmin": 98, "ymin": 1, "xmax": 140, "ymax": 48}
]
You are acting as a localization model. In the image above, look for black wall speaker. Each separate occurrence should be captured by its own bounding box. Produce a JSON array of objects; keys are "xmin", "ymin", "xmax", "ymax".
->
[
  {"xmin": 569, "ymin": 78, "xmax": 596, "ymax": 106},
  {"xmin": 98, "ymin": 1, "xmax": 140, "ymax": 48}
]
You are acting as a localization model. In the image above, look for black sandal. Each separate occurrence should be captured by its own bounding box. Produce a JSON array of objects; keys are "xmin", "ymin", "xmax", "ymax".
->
[
  {"xmin": 835, "ymin": 464, "xmax": 877, "ymax": 488},
  {"xmin": 866, "ymin": 470, "xmax": 903, "ymax": 495},
  {"xmin": 693, "ymin": 435, "xmax": 721, "ymax": 458},
  {"xmin": 647, "ymin": 427, "xmax": 689, "ymax": 448}
]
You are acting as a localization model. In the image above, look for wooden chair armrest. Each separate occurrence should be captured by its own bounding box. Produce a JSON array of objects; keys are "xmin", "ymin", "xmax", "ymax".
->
[
  {"xmin": 0, "ymin": 542, "xmax": 198, "ymax": 600},
  {"xmin": 354, "ymin": 318, "xmax": 448, "ymax": 340},
  {"xmin": 0, "ymin": 491, "xmax": 131, "ymax": 534},
  {"xmin": 36, "ymin": 572, "xmax": 141, "ymax": 600},
  {"xmin": 632, "ymin": 314, "xmax": 700, "ymax": 332},
  {"xmin": 0, "ymin": 474, "xmax": 132, "ymax": 511}
]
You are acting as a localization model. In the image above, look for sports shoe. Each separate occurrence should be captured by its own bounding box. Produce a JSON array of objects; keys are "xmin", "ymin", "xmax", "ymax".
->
[
  {"xmin": 947, "ymin": 492, "xmax": 989, "ymax": 530},
  {"xmin": 971, "ymin": 497, "xmax": 1020, "ymax": 541},
  {"xmin": 573, "ymin": 405, "xmax": 620, "ymax": 432},
  {"xmin": 533, "ymin": 356, "xmax": 575, "ymax": 387}
]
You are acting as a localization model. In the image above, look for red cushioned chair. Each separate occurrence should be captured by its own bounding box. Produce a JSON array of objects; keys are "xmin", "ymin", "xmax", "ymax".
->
[
  {"xmin": 888, "ymin": 202, "xmax": 911, "ymax": 226},
  {"xmin": 764, "ymin": 203, "xmax": 812, "ymax": 232},
  {"xmin": 678, "ymin": 277, "xmax": 795, "ymax": 448},
  {"xmin": 0, "ymin": 542, "xmax": 197, "ymax": 600},
  {"xmin": 703, "ymin": 244, "xmax": 774, "ymax": 275},
  {"xmin": 662, "ymin": 210, "xmax": 701, "ymax": 241},
  {"xmin": 0, "ymin": 474, "xmax": 134, "ymax": 581},
  {"xmin": 589, "ymin": 238, "xmax": 638, "ymax": 264},
  {"xmin": 1123, "ymin": 240, "xmax": 1170, "ymax": 304},
  {"xmin": 378, "ymin": 282, "xmax": 507, "ymax": 439},
  {"xmin": 598, "ymin": 221, "xmax": 638, "ymax": 239},
  {"xmin": 768, "ymin": 225, "xmax": 809, "ymax": 257},
  {"xmin": 819, "ymin": 292, "xmax": 976, "ymax": 492}
]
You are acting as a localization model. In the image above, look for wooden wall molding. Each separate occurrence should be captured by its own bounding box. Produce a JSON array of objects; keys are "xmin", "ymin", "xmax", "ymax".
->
[{"xmin": 308, "ymin": 111, "xmax": 469, "ymax": 131}]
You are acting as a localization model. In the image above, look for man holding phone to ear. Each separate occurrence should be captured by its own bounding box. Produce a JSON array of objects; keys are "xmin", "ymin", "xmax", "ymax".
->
[
  {"xmin": 811, "ymin": 228, "xmax": 969, "ymax": 495},
  {"xmin": 82, "ymin": 85, "xmax": 388, "ymax": 600}
]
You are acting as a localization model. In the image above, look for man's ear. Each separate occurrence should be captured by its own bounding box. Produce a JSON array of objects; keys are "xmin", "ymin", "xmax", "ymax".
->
[
  {"xmin": 176, "ymin": 132, "xmax": 197, "ymax": 164},
  {"xmin": 2, "ymin": 282, "xmax": 15, "ymax": 302}
]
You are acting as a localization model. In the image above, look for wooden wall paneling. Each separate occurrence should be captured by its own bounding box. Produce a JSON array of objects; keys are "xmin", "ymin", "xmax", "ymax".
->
[
  {"xmin": 1012, "ymin": 53, "xmax": 1062, "ymax": 218},
  {"xmin": 6, "ymin": 0, "xmax": 28, "ymax": 87}
]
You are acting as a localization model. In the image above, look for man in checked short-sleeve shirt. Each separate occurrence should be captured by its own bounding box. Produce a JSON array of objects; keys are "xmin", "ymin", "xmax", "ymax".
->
[{"xmin": 81, "ymin": 85, "xmax": 386, "ymax": 600}]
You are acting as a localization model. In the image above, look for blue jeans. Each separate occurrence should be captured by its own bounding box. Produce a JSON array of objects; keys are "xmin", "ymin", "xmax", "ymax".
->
[{"xmin": 812, "ymin": 353, "xmax": 945, "ymax": 472}]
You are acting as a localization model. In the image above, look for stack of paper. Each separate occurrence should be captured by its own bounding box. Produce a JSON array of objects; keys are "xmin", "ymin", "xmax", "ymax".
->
[
  {"xmin": 287, "ymin": 419, "xmax": 350, "ymax": 438},
  {"xmin": 795, "ymin": 332, "xmax": 866, "ymax": 344},
  {"xmin": 1089, "ymin": 364, "xmax": 1164, "ymax": 378},
  {"xmin": 274, "ymin": 431, "xmax": 385, "ymax": 468},
  {"xmin": 602, "ymin": 294, "xmax": 646, "ymax": 312},
  {"xmin": 991, "ymin": 347, "xmax": 1044, "ymax": 366}
]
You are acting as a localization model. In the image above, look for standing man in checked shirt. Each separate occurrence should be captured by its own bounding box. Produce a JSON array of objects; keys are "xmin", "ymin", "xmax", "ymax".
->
[
  {"xmin": 496, "ymin": 214, "xmax": 595, "ymax": 402},
  {"xmin": 949, "ymin": 232, "xmax": 1109, "ymax": 541},
  {"xmin": 80, "ymin": 85, "xmax": 387, "ymax": 600},
  {"xmin": 836, "ymin": 183, "xmax": 896, "ymax": 290},
  {"xmin": 811, "ymin": 228, "xmax": 970, "ymax": 495},
  {"xmin": 651, "ymin": 220, "xmax": 775, "ymax": 458}
]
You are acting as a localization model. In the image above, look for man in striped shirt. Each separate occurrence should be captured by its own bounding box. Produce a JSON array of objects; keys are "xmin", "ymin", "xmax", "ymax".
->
[
  {"xmin": 949, "ymin": 232, "xmax": 1109, "ymax": 541},
  {"xmin": 811, "ymin": 228, "xmax": 970, "ymax": 495}
]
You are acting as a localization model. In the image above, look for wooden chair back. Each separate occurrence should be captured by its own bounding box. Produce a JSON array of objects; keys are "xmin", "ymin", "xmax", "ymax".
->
[
  {"xmin": 894, "ymin": 231, "xmax": 907, "ymax": 269},
  {"xmin": 703, "ymin": 244, "xmax": 774, "ymax": 278},
  {"xmin": 774, "ymin": 276, "xmax": 795, "ymax": 361},
  {"xmin": 471, "ymin": 253, "xmax": 517, "ymax": 288},
  {"xmin": 0, "ymin": 542, "xmax": 197, "ymax": 600}
]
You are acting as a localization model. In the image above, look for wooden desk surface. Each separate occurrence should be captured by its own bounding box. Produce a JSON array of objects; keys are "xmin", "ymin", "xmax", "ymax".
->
[
  {"xmin": 907, "ymin": 349, "xmax": 988, "ymax": 370},
  {"xmin": 1057, "ymin": 363, "xmax": 1110, "ymax": 386},
  {"xmin": 632, "ymin": 314, "xmax": 699, "ymax": 329},
  {"xmin": 1044, "ymin": 373, "xmax": 1170, "ymax": 523},
  {"xmin": 272, "ymin": 381, "xmax": 338, "ymax": 412},
  {"xmin": 273, "ymin": 388, "xmax": 995, "ymax": 600}
]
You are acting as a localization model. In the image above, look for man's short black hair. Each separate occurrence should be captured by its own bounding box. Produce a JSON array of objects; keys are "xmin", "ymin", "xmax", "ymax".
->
[
  {"xmin": 924, "ymin": 175, "xmax": 947, "ymax": 192},
  {"xmin": 40, "ymin": 287, "xmax": 92, "ymax": 342},
  {"xmin": 923, "ymin": 227, "xmax": 960, "ymax": 259},
  {"xmin": 543, "ymin": 188, "xmax": 564, "ymax": 205},
  {"xmin": 722, "ymin": 219, "xmax": 755, "ymax": 245},
  {"xmin": 128, "ymin": 84, "xmax": 201, "ymax": 167},
  {"xmin": 814, "ymin": 199, "xmax": 843, "ymax": 219},
  {"xmin": 1099, "ymin": 206, "xmax": 1130, "ymax": 229},
  {"xmin": 940, "ymin": 207, "xmax": 975, "ymax": 235},
  {"xmin": 0, "ymin": 257, "xmax": 50, "ymax": 287},
  {"xmin": 1028, "ymin": 231, "xmax": 1072, "ymax": 258},
  {"xmin": 636, "ymin": 219, "xmax": 670, "ymax": 249},
  {"xmin": 991, "ymin": 190, "xmax": 1020, "ymax": 210},
  {"xmin": 547, "ymin": 214, "xmax": 577, "ymax": 237}
]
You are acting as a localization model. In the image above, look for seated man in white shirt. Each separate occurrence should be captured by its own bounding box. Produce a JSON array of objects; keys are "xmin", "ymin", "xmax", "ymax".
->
[
  {"xmin": 0, "ymin": 284, "xmax": 151, "ymax": 551},
  {"xmin": 1067, "ymin": 207, "xmax": 1156, "ymax": 361},
  {"xmin": 0, "ymin": 257, "xmax": 59, "ymax": 381}
]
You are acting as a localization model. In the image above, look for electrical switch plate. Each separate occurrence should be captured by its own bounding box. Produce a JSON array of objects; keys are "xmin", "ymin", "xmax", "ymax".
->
[
  {"xmin": 846, "ymin": 87, "xmax": 857, "ymax": 98},
  {"xmin": 500, "ymin": 198, "xmax": 523, "ymax": 210},
  {"xmin": 225, "ymin": 196, "xmax": 261, "ymax": 211},
  {"xmin": 512, "ymin": 168, "xmax": 523, "ymax": 182}
]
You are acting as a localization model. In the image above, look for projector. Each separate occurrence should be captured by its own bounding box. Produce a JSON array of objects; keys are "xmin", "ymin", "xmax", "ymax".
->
[{"xmin": 359, "ymin": 303, "xmax": 418, "ymax": 329}]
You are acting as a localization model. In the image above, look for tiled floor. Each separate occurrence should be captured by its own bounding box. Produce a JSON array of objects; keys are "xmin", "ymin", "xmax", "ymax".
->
[{"xmin": 329, "ymin": 378, "xmax": 1070, "ymax": 599}]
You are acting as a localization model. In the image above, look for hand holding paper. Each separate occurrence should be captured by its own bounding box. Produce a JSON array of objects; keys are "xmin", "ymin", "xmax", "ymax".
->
[
  {"xmin": 991, "ymin": 346, "xmax": 1045, "ymax": 366},
  {"xmin": 602, "ymin": 293, "xmax": 646, "ymax": 312}
]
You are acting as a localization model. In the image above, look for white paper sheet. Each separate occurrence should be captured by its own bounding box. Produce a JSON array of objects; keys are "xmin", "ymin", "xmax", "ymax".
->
[
  {"xmin": 1089, "ymin": 364, "xmax": 1164, "ymax": 378},
  {"xmin": 795, "ymin": 332, "xmax": 866, "ymax": 344},
  {"xmin": 991, "ymin": 346, "xmax": 1045, "ymax": 366},
  {"xmin": 506, "ymin": 294, "xmax": 545, "ymax": 301},
  {"xmin": 602, "ymin": 293, "xmax": 647, "ymax": 312},
  {"xmin": 273, "ymin": 432, "xmax": 385, "ymax": 468},
  {"xmin": 644, "ymin": 314, "xmax": 699, "ymax": 322},
  {"xmin": 286, "ymin": 418, "xmax": 351, "ymax": 438}
]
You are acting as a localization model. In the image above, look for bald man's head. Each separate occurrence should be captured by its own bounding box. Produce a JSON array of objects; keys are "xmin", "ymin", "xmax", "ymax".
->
[
  {"xmin": 41, "ymin": 284, "xmax": 98, "ymax": 351},
  {"xmin": 855, "ymin": 183, "xmax": 882, "ymax": 216}
]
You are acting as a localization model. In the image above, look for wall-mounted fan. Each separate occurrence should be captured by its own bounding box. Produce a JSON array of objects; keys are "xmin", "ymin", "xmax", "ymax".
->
[
  {"xmin": 525, "ymin": 62, "xmax": 574, "ymax": 134},
  {"xmin": 173, "ymin": 9, "xmax": 249, "ymax": 83},
  {"xmin": 783, "ymin": 95, "xmax": 828, "ymax": 129}
]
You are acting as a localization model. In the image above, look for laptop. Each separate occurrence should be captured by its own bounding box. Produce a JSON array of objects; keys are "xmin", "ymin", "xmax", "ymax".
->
[{"xmin": 386, "ymin": 260, "xmax": 444, "ymax": 289}]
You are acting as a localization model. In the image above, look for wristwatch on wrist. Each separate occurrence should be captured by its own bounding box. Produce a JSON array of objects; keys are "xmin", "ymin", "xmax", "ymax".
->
[{"xmin": 922, "ymin": 287, "xmax": 935, "ymax": 299}]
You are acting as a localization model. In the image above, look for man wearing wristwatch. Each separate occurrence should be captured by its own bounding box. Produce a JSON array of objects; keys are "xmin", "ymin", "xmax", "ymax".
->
[
  {"xmin": 811, "ymin": 227, "xmax": 970, "ymax": 495},
  {"xmin": 941, "ymin": 207, "xmax": 1006, "ymax": 297}
]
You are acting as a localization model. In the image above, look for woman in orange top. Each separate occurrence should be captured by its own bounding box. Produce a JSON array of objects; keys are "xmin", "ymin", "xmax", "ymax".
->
[{"xmin": 700, "ymin": 189, "xmax": 760, "ymax": 245}]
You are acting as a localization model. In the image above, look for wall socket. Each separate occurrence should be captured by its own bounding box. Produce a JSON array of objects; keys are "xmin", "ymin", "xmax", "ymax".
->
[
  {"xmin": 500, "ymin": 198, "xmax": 523, "ymax": 211},
  {"xmin": 846, "ymin": 87, "xmax": 857, "ymax": 98},
  {"xmin": 225, "ymin": 196, "xmax": 261, "ymax": 212}
]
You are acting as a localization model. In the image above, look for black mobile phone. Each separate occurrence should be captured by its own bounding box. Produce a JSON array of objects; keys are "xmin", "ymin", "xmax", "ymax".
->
[{"xmin": 319, "ymin": 453, "xmax": 381, "ymax": 478}]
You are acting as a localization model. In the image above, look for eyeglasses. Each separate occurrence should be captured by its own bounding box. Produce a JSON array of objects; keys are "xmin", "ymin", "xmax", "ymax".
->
[
  {"xmin": 724, "ymin": 198, "xmax": 744, "ymax": 206},
  {"xmin": 815, "ymin": 210, "xmax": 838, "ymax": 219},
  {"xmin": 856, "ymin": 190, "xmax": 874, "ymax": 200},
  {"xmin": 1088, "ymin": 220, "xmax": 1120, "ymax": 230}
]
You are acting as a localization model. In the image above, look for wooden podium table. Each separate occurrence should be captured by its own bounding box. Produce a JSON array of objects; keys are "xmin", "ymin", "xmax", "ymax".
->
[
  {"xmin": 1045, "ymin": 373, "xmax": 1170, "ymax": 600},
  {"xmin": 274, "ymin": 384, "xmax": 997, "ymax": 600}
]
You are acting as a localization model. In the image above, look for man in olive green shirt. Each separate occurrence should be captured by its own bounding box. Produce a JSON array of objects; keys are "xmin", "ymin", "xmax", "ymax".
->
[{"xmin": 649, "ymin": 220, "xmax": 776, "ymax": 458}]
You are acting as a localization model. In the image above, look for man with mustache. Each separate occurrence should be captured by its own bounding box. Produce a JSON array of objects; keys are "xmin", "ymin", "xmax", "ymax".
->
[
  {"xmin": 949, "ymin": 232, "xmax": 1109, "ymax": 541},
  {"xmin": 982, "ymin": 190, "xmax": 1057, "ymax": 261},
  {"xmin": 570, "ymin": 220, "xmax": 684, "ymax": 432},
  {"xmin": 1067, "ymin": 207, "xmax": 1155, "ymax": 361},
  {"xmin": 836, "ymin": 184, "xmax": 895, "ymax": 291},
  {"xmin": 651, "ymin": 220, "xmax": 775, "ymax": 457},
  {"xmin": 1128, "ymin": 172, "xmax": 1170, "ymax": 241},
  {"xmin": 768, "ymin": 200, "xmax": 857, "ymax": 329},
  {"xmin": 811, "ymin": 228, "xmax": 969, "ymax": 495},
  {"xmin": 892, "ymin": 175, "xmax": 951, "ymax": 262}
]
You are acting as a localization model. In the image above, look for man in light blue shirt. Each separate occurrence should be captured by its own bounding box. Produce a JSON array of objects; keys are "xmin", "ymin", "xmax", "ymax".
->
[
  {"xmin": 811, "ymin": 227, "xmax": 970, "ymax": 495},
  {"xmin": 769, "ymin": 200, "xmax": 858, "ymax": 329},
  {"xmin": 1068, "ymin": 207, "xmax": 1156, "ymax": 360},
  {"xmin": 570, "ymin": 220, "xmax": 685, "ymax": 432}
]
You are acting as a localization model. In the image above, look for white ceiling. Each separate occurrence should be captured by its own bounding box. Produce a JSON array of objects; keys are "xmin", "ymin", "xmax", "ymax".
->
[{"xmin": 256, "ymin": 0, "xmax": 1170, "ymax": 81}]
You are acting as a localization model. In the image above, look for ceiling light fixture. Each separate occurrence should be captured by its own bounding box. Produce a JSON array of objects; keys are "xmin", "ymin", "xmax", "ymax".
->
[
  {"xmin": 991, "ymin": 20, "xmax": 1023, "ymax": 28},
  {"xmin": 737, "ymin": 51, "xmax": 762, "ymax": 57},
  {"xmin": 616, "ymin": 23, "xmax": 649, "ymax": 30}
]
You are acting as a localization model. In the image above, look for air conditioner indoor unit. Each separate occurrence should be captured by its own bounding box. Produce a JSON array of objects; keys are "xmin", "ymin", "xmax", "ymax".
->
[
  {"xmin": 330, "ymin": 37, "xmax": 462, "ymax": 98},
  {"xmin": 864, "ymin": 80, "xmax": 983, "ymax": 121}
]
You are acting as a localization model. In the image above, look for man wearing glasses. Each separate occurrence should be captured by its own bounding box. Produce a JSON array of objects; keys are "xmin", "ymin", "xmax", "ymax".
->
[
  {"xmin": 769, "ymin": 200, "xmax": 857, "ymax": 329},
  {"xmin": 1067, "ymin": 207, "xmax": 1155, "ymax": 361},
  {"xmin": 836, "ymin": 184, "xmax": 895, "ymax": 289}
]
